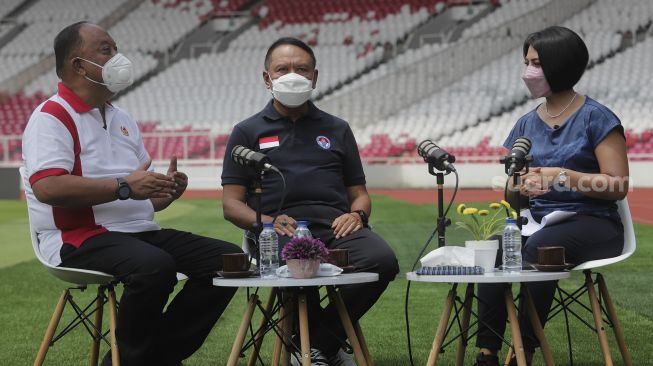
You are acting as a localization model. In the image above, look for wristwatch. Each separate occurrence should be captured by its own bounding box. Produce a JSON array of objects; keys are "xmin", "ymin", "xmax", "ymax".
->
[
  {"xmin": 116, "ymin": 177, "xmax": 131, "ymax": 200},
  {"xmin": 557, "ymin": 168, "xmax": 569, "ymax": 187},
  {"xmin": 352, "ymin": 209, "xmax": 368, "ymax": 225}
]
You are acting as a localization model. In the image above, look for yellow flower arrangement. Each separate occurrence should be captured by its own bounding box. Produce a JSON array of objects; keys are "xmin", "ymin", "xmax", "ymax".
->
[{"xmin": 455, "ymin": 201, "xmax": 517, "ymax": 240}]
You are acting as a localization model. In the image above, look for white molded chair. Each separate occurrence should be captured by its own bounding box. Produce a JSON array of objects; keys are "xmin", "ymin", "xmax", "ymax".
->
[
  {"xmin": 20, "ymin": 167, "xmax": 120, "ymax": 366},
  {"xmin": 21, "ymin": 167, "xmax": 187, "ymax": 366},
  {"xmin": 549, "ymin": 198, "xmax": 635, "ymax": 366}
]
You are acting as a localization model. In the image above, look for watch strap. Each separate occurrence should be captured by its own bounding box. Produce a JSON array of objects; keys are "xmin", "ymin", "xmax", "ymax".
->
[
  {"xmin": 557, "ymin": 168, "xmax": 568, "ymax": 186},
  {"xmin": 353, "ymin": 209, "xmax": 368, "ymax": 225},
  {"xmin": 116, "ymin": 177, "xmax": 131, "ymax": 200}
]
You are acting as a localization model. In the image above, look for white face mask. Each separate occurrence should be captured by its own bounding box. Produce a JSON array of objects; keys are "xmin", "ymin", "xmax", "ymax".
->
[
  {"xmin": 77, "ymin": 53, "xmax": 134, "ymax": 93},
  {"xmin": 268, "ymin": 72, "xmax": 314, "ymax": 107}
]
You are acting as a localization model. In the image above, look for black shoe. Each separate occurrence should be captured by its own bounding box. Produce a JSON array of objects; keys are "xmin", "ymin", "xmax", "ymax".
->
[
  {"xmin": 474, "ymin": 352, "xmax": 499, "ymax": 366},
  {"xmin": 290, "ymin": 347, "xmax": 330, "ymax": 366}
]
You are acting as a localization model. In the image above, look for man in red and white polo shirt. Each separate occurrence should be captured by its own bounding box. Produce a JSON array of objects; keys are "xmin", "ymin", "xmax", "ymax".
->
[{"xmin": 22, "ymin": 22, "xmax": 241, "ymax": 366}]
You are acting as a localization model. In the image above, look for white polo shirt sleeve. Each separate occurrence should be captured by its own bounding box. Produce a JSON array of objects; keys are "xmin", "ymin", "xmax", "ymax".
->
[{"xmin": 22, "ymin": 107, "xmax": 75, "ymax": 183}]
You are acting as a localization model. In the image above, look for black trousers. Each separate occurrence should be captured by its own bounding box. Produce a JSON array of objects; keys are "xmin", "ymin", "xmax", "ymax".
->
[
  {"xmin": 59, "ymin": 229, "xmax": 242, "ymax": 366},
  {"xmin": 278, "ymin": 205, "xmax": 400, "ymax": 357},
  {"xmin": 475, "ymin": 215, "xmax": 624, "ymax": 352}
]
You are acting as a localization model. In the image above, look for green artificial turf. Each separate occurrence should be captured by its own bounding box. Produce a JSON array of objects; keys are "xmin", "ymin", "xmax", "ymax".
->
[{"xmin": 0, "ymin": 197, "xmax": 650, "ymax": 365}]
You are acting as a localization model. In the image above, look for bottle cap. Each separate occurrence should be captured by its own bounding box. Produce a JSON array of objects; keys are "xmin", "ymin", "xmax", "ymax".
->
[
  {"xmin": 297, "ymin": 220, "xmax": 309, "ymax": 226},
  {"xmin": 506, "ymin": 218, "xmax": 516, "ymax": 224},
  {"xmin": 263, "ymin": 222, "xmax": 274, "ymax": 228}
]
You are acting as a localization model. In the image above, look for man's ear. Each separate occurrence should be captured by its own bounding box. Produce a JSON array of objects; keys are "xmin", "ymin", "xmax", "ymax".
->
[
  {"xmin": 311, "ymin": 69, "xmax": 318, "ymax": 89},
  {"xmin": 262, "ymin": 71, "xmax": 272, "ymax": 90},
  {"xmin": 72, "ymin": 58, "xmax": 85, "ymax": 76}
]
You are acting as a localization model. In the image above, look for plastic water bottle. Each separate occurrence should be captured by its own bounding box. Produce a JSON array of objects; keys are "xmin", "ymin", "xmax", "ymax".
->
[
  {"xmin": 502, "ymin": 218, "xmax": 522, "ymax": 273},
  {"xmin": 259, "ymin": 222, "xmax": 279, "ymax": 279},
  {"xmin": 294, "ymin": 220, "xmax": 312, "ymax": 239}
]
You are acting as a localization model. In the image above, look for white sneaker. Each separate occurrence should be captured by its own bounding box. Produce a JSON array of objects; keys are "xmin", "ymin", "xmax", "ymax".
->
[
  {"xmin": 290, "ymin": 347, "xmax": 330, "ymax": 366},
  {"xmin": 328, "ymin": 348, "xmax": 357, "ymax": 366}
]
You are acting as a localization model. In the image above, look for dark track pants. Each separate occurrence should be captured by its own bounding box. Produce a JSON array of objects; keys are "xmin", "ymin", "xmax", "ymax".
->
[
  {"xmin": 59, "ymin": 229, "xmax": 242, "ymax": 366},
  {"xmin": 280, "ymin": 205, "xmax": 399, "ymax": 357},
  {"xmin": 475, "ymin": 215, "xmax": 623, "ymax": 352}
]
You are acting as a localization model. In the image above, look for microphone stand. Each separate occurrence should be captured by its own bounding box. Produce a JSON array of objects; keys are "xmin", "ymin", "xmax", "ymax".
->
[
  {"xmin": 503, "ymin": 157, "xmax": 532, "ymax": 230},
  {"xmin": 511, "ymin": 171, "xmax": 525, "ymax": 230},
  {"xmin": 428, "ymin": 163, "xmax": 452, "ymax": 248},
  {"xmin": 250, "ymin": 170, "xmax": 265, "ymax": 268}
]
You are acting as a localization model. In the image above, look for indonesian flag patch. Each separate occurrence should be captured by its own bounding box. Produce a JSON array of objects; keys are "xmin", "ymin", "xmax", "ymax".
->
[{"xmin": 259, "ymin": 136, "xmax": 280, "ymax": 149}]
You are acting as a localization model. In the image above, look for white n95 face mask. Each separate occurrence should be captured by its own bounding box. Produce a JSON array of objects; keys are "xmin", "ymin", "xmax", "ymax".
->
[
  {"xmin": 269, "ymin": 72, "xmax": 314, "ymax": 107},
  {"xmin": 77, "ymin": 53, "xmax": 134, "ymax": 93}
]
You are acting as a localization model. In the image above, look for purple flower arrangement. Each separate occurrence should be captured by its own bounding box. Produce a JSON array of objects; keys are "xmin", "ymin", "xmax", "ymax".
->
[{"xmin": 281, "ymin": 237, "xmax": 329, "ymax": 262}]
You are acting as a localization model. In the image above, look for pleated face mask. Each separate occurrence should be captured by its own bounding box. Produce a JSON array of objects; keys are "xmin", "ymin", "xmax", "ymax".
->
[{"xmin": 522, "ymin": 65, "xmax": 551, "ymax": 98}]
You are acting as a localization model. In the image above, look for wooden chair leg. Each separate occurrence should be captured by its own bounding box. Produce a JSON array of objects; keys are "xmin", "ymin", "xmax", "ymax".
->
[
  {"xmin": 597, "ymin": 274, "xmax": 632, "ymax": 366},
  {"xmin": 505, "ymin": 347, "xmax": 514, "ymax": 366},
  {"xmin": 248, "ymin": 288, "xmax": 278, "ymax": 366},
  {"xmin": 427, "ymin": 284, "xmax": 457, "ymax": 366},
  {"xmin": 297, "ymin": 293, "xmax": 311, "ymax": 366},
  {"xmin": 455, "ymin": 284, "xmax": 474, "ymax": 366},
  {"xmin": 522, "ymin": 285, "xmax": 554, "ymax": 366},
  {"xmin": 281, "ymin": 293, "xmax": 294, "ymax": 366},
  {"xmin": 90, "ymin": 287, "xmax": 105, "ymax": 366},
  {"xmin": 227, "ymin": 294, "xmax": 259, "ymax": 366},
  {"xmin": 107, "ymin": 286, "xmax": 120, "ymax": 366},
  {"xmin": 354, "ymin": 321, "xmax": 374, "ymax": 366},
  {"xmin": 272, "ymin": 299, "xmax": 285, "ymax": 366},
  {"xmin": 34, "ymin": 289, "xmax": 69, "ymax": 366},
  {"xmin": 585, "ymin": 272, "xmax": 613, "ymax": 366},
  {"xmin": 504, "ymin": 287, "xmax": 527, "ymax": 366},
  {"xmin": 327, "ymin": 286, "xmax": 367, "ymax": 366}
]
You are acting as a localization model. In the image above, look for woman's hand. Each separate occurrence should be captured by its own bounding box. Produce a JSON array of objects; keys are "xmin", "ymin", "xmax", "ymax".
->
[{"xmin": 520, "ymin": 167, "xmax": 554, "ymax": 197}]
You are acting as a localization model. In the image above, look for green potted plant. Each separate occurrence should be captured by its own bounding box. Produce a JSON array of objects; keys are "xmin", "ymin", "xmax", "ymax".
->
[
  {"xmin": 455, "ymin": 200, "xmax": 517, "ymax": 271},
  {"xmin": 281, "ymin": 237, "xmax": 329, "ymax": 279}
]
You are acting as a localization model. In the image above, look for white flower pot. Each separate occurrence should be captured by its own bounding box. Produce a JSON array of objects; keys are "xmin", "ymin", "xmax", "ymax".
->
[
  {"xmin": 465, "ymin": 240, "xmax": 499, "ymax": 272},
  {"xmin": 286, "ymin": 259, "xmax": 320, "ymax": 279}
]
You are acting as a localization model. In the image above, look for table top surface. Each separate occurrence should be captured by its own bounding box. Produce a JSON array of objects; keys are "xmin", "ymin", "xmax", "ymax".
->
[
  {"xmin": 406, "ymin": 270, "xmax": 570, "ymax": 283},
  {"xmin": 213, "ymin": 272, "xmax": 379, "ymax": 288}
]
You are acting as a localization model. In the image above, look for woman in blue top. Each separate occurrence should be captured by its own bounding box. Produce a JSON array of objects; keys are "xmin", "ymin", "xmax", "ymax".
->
[{"xmin": 474, "ymin": 26, "xmax": 629, "ymax": 366}]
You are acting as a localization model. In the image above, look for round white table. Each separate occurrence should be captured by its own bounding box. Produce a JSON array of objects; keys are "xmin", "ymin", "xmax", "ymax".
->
[
  {"xmin": 214, "ymin": 272, "xmax": 378, "ymax": 366},
  {"xmin": 407, "ymin": 270, "xmax": 569, "ymax": 284},
  {"xmin": 407, "ymin": 270, "xmax": 570, "ymax": 366},
  {"xmin": 213, "ymin": 272, "xmax": 378, "ymax": 288}
]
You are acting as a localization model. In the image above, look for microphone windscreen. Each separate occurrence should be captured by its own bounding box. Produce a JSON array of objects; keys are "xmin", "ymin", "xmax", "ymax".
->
[
  {"xmin": 512, "ymin": 137, "xmax": 531, "ymax": 155},
  {"xmin": 231, "ymin": 145, "xmax": 249, "ymax": 167},
  {"xmin": 417, "ymin": 140, "xmax": 435, "ymax": 159}
]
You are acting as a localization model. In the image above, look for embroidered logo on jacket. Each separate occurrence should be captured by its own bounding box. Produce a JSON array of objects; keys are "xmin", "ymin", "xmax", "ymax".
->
[{"xmin": 316, "ymin": 136, "xmax": 331, "ymax": 149}]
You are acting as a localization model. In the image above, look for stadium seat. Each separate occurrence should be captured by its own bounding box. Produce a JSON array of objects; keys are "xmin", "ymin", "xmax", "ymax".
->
[{"xmin": 3, "ymin": 0, "xmax": 653, "ymax": 162}]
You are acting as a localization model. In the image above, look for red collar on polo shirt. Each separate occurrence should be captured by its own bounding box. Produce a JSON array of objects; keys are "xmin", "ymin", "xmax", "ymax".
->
[{"xmin": 57, "ymin": 82, "xmax": 112, "ymax": 113}]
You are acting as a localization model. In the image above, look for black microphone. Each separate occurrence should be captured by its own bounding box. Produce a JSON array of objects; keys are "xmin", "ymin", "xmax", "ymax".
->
[
  {"xmin": 500, "ymin": 136, "xmax": 533, "ymax": 176},
  {"xmin": 231, "ymin": 145, "xmax": 279, "ymax": 173},
  {"xmin": 417, "ymin": 140, "xmax": 456, "ymax": 172}
]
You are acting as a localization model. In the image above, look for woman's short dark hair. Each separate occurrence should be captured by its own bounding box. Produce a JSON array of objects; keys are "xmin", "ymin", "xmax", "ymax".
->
[
  {"xmin": 54, "ymin": 21, "xmax": 88, "ymax": 78},
  {"xmin": 523, "ymin": 26, "xmax": 589, "ymax": 92},
  {"xmin": 264, "ymin": 37, "xmax": 316, "ymax": 70}
]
